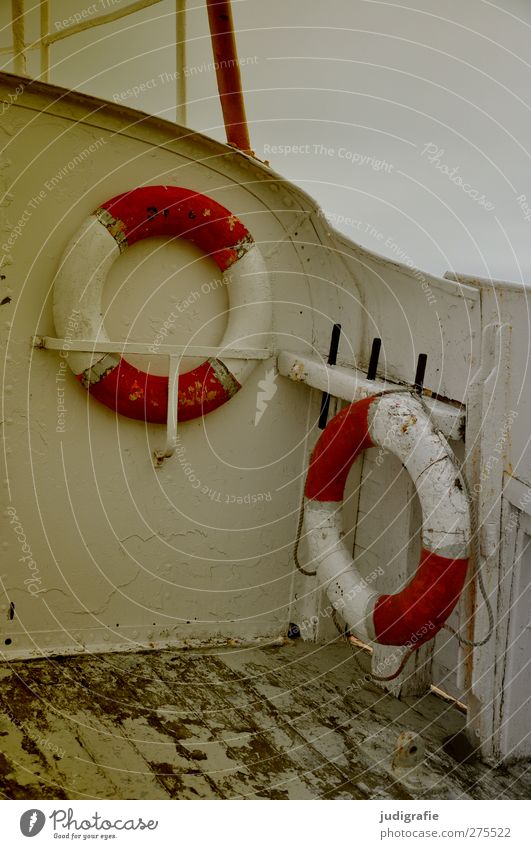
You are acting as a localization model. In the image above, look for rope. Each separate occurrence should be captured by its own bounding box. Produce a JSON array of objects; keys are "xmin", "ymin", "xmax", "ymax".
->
[
  {"xmin": 368, "ymin": 646, "xmax": 418, "ymax": 681},
  {"xmin": 331, "ymin": 609, "xmax": 418, "ymax": 682},
  {"xmin": 293, "ymin": 493, "xmax": 316, "ymax": 577}
]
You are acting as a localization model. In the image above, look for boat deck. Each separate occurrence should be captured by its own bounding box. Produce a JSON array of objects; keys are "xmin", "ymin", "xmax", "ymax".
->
[{"xmin": 0, "ymin": 640, "xmax": 529, "ymax": 800}]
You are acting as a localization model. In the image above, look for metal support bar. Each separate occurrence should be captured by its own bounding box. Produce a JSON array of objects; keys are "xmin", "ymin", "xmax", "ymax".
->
[
  {"xmin": 0, "ymin": 46, "xmax": 33, "ymax": 55},
  {"xmin": 39, "ymin": 0, "xmax": 49, "ymax": 82},
  {"xmin": 34, "ymin": 335, "xmax": 271, "ymax": 465},
  {"xmin": 154, "ymin": 355, "xmax": 180, "ymax": 465},
  {"xmin": 33, "ymin": 337, "xmax": 270, "ymax": 359},
  {"xmin": 176, "ymin": 0, "xmax": 187, "ymax": 125},
  {"xmin": 11, "ymin": 0, "xmax": 26, "ymax": 76},
  {"xmin": 38, "ymin": 0, "xmax": 164, "ymax": 47}
]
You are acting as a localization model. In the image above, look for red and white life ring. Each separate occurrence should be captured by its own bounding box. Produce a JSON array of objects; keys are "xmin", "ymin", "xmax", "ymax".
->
[
  {"xmin": 303, "ymin": 393, "xmax": 470, "ymax": 647},
  {"xmin": 53, "ymin": 186, "xmax": 271, "ymax": 422}
]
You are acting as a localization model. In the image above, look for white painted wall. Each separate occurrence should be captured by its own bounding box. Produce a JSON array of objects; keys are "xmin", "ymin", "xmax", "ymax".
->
[{"xmin": 0, "ymin": 76, "xmax": 476, "ymax": 661}]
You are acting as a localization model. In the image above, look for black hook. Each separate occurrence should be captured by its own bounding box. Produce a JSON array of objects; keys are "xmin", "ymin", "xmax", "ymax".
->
[
  {"xmin": 318, "ymin": 323, "xmax": 341, "ymax": 429},
  {"xmin": 366, "ymin": 338, "xmax": 381, "ymax": 380},
  {"xmin": 414, "ymin": 353, "xmax": 428, "ymax": 395}
]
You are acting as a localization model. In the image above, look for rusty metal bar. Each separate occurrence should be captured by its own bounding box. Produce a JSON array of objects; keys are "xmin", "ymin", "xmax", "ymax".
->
[
  {"xmin": 176, "ymin": 0, "xmax": 187, "ymax": 125},
  {"xmin": 206, "ymin": 0, "xmax": 252, "ymax": 153},
  {"xmin": 11, "ymin": 0, "xmax": 26, "ymax": 75}
]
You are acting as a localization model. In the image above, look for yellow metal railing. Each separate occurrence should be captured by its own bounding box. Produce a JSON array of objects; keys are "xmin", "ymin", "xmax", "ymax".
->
[{"xmin": 3, "ymin": 0, "xmax": 187, "ymax": 124}]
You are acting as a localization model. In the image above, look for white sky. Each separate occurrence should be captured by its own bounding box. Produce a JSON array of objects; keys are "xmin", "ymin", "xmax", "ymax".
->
[{"xmin": 2, "ymin": 0, "xmax": 531, "ymax": 281}]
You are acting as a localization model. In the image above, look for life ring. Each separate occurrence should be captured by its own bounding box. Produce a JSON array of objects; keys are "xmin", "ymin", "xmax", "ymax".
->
[
  {"xmin": 303, "ymin": 393, "xmax": 470, "ymax": 647},
  {"xmin": 53, "ymin": 186, "xmax": 271, "ymax": 422}
]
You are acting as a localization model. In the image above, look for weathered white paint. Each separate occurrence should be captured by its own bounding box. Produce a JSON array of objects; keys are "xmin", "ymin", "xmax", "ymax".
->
[
  {"xmin": 2, "ymin": 640, "xmax": 530, "ymax": 799},
  {"xmin": 429, "ymin": 429, "xmax": 469, "ymax": 704},
  {"xmin": 322, "ymin": 227, "xmax": 481, "ymax": 403},
  {"xmin": 277, "ymin": 350, "xmax": 465, "ymax": 440},
  {"xmin": 352, "ymin": 446, "xmax": 432, "ymax": 698},
  {"xmin": 213, "ymin": 244, "xmax": 272, "ymax": 385},
  {"xmin": 368, "ymin": 394, "xmax": 470, "ymax": 558},
  {"xmin": 442, "ymin": 273, "xmax": 530, "ymax": 764},
  {"xmin": 494, "ymin": 477, "xmax": 531, "ymax": 763},
  {"xmin": 1, "ymin": 73, "xmax": 530, "ymax": 764},
  {"xmin": 52, "ymin": 218, "xmax": 121, "ymax": 374},
  {"xmin": 304, "ymin": 500, "xmax": 379, "ymax": 644},
  {"xmin": 0, "ymin": 73, "xmax": 326, "ymax": 658}
]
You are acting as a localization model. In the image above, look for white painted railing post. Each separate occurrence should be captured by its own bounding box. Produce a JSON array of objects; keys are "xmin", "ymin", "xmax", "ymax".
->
[
  {"xmin": 40, "ymin": 0, "xmax": 49, "ymax": 82},
  {"xmin": 176, "ymin": 0, "xmax": 187, "ymax": 125},
  {"xmin": 11, "ymin": 0, "xmax": 26, "ymax": 76}
]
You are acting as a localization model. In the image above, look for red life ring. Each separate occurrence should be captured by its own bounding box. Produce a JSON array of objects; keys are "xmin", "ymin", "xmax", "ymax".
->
[
  {"xmin": 303, "ymin": 393, "xmax": 470, "ymax": 647},
  {"xmin": 53, "ymin": 186, "xmax": 271, "ymax": 423}
]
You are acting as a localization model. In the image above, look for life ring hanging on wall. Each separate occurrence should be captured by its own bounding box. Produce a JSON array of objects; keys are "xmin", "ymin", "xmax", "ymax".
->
[
  {"xmin": 53, "ymin": 186, "xmax": 271, "ymax": 423},
  {"xmin": 303, "ymin": 393, "xmax": 471, "ymax": 647}
]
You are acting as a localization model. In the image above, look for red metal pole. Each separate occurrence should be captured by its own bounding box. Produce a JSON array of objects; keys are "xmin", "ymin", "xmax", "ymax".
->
[{"xmin": 206, "ymin": 0, "xmax": 252, "ymax": 154}]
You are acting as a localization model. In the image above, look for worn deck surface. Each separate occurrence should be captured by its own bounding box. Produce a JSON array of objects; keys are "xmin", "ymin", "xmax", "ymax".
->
[{"xmin": 0, "ymin": 640, "xmax": 529, "ymax": 800}]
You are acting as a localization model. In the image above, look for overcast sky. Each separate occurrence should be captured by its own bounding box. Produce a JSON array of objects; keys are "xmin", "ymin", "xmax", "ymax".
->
[{"xmin": 2, "ymin": 0, "xmax": 531, "ymax": 282}]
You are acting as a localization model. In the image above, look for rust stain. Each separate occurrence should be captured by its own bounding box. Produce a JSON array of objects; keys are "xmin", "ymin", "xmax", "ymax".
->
[
  {"xmin": 401, "ymin": 415, "xmax": 417, "ymax": 433},
  {"xmin": 80, "ymin": 356, "xmax": 120, "ymax": 388},
  {"xmin": 222, "ymin": 234, "xmax": 254, "ymax": 268},
  {"xmin": 95, "ymin": 207, "xmax": 128, "ymax": 252},
  {"xmin": 208, "ymin": 358, "xmax": 240, "ymax": 398},
  {"xmin": 128, "ymin": 383, "xmax": 144, "ymax": 402},
  {"xmin": 108, "ymin": 219, "xmax": 126, "ymax": 241},
  {"xmin": 289, "ymin": 362, "xmax": 306, "ymax": 382}
]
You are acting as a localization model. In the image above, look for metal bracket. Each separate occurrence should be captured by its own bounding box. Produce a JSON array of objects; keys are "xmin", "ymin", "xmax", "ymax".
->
[
  {"xmin": 154, "ymin": 355, "xmax": 180, "ymax": 467},
  {"xmin": 33, "ymin": 336, "xmax": 270, "ymax": 465}
]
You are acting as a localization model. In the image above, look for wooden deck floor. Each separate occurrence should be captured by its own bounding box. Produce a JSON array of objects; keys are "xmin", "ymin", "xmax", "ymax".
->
[{"xmin": 0, "ymin": 640, "xmax": 529, "ymax": 800}]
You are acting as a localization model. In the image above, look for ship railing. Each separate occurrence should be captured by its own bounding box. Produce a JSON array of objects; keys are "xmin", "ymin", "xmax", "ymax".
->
[{"xmin": 3, "ymin": 0, "xmax": 188, "ymax": 124}]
